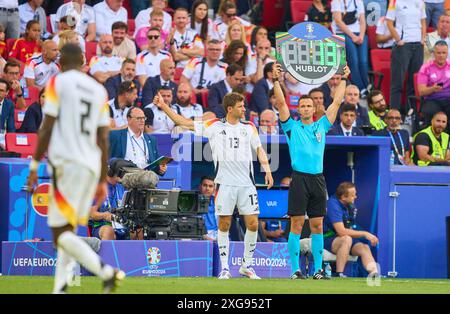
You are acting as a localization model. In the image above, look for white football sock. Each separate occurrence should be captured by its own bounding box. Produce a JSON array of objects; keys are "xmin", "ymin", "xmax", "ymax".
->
[
  {"xmin": 53, "ymin": 248, "xmax": 73, "ymax": 294},
  {"xmin": 242, "ymin": 229, "xmax": 257, "ymax": 268},
  {"xmin": 217, "ymin": 230, "xmax": 230, "ymax": 270},
  {"xmin": 57, "ymin": 231, "xmax": 113, "ymax": 280}
]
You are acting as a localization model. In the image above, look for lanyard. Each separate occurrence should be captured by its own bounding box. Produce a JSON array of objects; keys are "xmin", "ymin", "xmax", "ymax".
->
[
  {"xmin": 389, "ymin": 131, "xmax": 404, "ymax": 157},
  {"xmin": 128, "ymin": 131, "xmax": 147, "ymax": 160}
]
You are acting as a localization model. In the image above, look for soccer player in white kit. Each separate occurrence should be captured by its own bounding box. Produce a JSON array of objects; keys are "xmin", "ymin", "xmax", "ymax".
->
[
  {"xmin": 26, "ymin": 44, "xmax": 125, "ymax": 293},
  {"xmin": 153, "ymin": 92, "xmax": 274, "ymax": 279}
]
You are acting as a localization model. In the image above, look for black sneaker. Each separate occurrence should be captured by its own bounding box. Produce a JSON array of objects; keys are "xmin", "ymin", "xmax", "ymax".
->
[
  {"xmin": 103, "ymin": 269, "xmax": 126, "ymax": 294},
  {"xmin": 313, "ymin": 269, "xmax": 331, "ymax": 280},
  {"xmin": 290, "ymin": 270, "xmax": 307, "ymax": 279}
]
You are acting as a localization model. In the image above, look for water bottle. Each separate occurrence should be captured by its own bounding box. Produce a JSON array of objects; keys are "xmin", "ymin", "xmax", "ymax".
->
[
  {"xmin": 390, "ymin": 150, "xmax": 395, "ymax": 165},
  {"xmin": 324, "ymin": 263, "xmax": 332, "ymax": 277}
]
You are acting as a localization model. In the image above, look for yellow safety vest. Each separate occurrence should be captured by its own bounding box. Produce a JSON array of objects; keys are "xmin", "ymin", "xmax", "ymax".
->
[
  {"xmin": 368, "ymin": 110, "xmax": 387, "ymax": 131},
  {"xmin": 411, "ymin": 126, "xmax": 449, "ymax": 166}
]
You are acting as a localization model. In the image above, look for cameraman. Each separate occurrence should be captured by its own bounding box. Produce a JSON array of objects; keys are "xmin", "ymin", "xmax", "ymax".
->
[{"xmin": 89, "ymin": 159, "xmax": 128, "ymax": 240}]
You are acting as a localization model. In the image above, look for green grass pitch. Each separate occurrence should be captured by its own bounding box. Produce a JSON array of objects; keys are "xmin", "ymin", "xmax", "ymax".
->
[{"xmin": 0, "ymin": 276, "xmax": 450, "ymax": 294}]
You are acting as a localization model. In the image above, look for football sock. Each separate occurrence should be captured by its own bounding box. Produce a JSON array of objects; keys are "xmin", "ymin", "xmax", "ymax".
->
[
  {"xmin": 57, "ymin": 231, "xmax": 113, "ymax": 280},
  {"xmin": 311, "ymin": 233, "xmax": 324, "ymax": 273},
  {"xmin": 217, "ymin": 230, "xmax": 230, "ymax": 270},
  {"xmin": 242, "ymin": 229, "xmax": 257, "ymax": 268},
  {"xmin": 53, "ymin": 247, "xmax": 73, "ymax": 294},
  {"xmin": 288, "ymin": 232, "xmax": 301, "ymax": 273}
]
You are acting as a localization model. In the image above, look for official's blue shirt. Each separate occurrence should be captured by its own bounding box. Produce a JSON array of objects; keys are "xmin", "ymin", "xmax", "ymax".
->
[
  {"xmin": 281, "ymin": 115, "xmax": 332, "ymax": 174},
  {"xmin": 324, "ymin": 195, "xmax": 354, "ymax": 236}
]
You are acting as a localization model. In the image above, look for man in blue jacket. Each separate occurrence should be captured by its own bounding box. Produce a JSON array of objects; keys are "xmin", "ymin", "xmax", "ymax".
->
[{"xmin": 109, "ymin": 106, "xmax": 167, "ymax": 175}]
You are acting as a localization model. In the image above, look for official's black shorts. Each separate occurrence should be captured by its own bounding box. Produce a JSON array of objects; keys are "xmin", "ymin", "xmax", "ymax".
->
[{"xmin": 288, "ymin": 171, "xmax": 327, "ymax": 218}]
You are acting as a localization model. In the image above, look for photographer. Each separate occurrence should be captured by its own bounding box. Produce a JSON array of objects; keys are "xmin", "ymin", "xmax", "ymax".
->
[{"xmin": 89, "ymin": 158, "xmax": 128, "ymax": 240}]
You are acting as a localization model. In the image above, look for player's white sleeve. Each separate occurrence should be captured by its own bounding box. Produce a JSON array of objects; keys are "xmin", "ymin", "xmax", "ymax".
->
[
  {"xmin": 250, "ymin": 125, "xmax": 262, "ymax": 150},
  {"xmin": 43, "ymin": 76, "xmax": 60, "ymax": 118}
]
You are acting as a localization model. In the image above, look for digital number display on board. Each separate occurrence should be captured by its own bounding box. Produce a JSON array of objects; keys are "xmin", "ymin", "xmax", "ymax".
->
[{"xmin": 276, "ymin": 22, "xmax": 346, "ymax": 85}]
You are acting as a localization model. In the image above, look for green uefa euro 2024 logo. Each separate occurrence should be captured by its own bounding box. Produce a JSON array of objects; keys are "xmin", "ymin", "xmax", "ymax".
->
[{"xmin": 147, "ymin": 247, "xmax": 161, "ymax": 265}]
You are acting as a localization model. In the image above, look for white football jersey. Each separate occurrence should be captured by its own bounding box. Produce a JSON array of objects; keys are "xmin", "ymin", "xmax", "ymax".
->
[
  {"xmin": 136, "ymin": 49, "xmax": 172, "ymax": 78},
  {"xmin": 43, "ymin": 70, "xmax": 109, "ymax": 176},
  {"xmin": 194, "ymin": 118, "xmax": 262, "ymax": 187},
  {"xmin": 182, "ymin": 57, "xmax": 227, "ymax": 89}
]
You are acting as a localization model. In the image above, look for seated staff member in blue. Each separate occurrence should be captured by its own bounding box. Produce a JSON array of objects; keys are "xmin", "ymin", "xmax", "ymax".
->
[
  {"xmin": 272, "ymin": 63, "xmax": 350, "ymax": 280},
  {"xmin": 324, "ymin": 182, "xmax": 379, "ymax": 277},
  {"xmin": 89, "ymin": 158, "xmax": 127, "ymax": 240}
]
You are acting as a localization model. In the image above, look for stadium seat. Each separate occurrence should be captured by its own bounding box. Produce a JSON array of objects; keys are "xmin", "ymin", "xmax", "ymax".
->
[
  {"xmin": 262, "ymin": 0, "xmax": 287, "ymax": 30},
  {"xmin": 174, "ymin": 67, "xmax": 183, "ymax": 84},
  {"xmin": 46, "ymin": 15, "xmax": 53, "ymax": 33},
  {"xmin": 368, "ymin": 49, "xmax": 391, "ymax": 104},
  {"xmin": 4, "ymin": 133, "xmax": 38, "ymax": 158},
  {"xmin": 5, "ymin": 38, "xmax": 16, "ymax": 57},
  {"xmin": 200, "ymin": 89, "xmax": 209, "ymax": 108},
  {"xmin": 367, "ymin": 25, "xmax": 378, "ymax": 50},
  {"xmin": 286, "ymin": 92, "xmax": 301, "ymax": 111},
  {"xmin": 288, "ymin": 1, "xmax": 311, "ymax": 28},
  {"xmin": 24, "ymin": 86, "xmax": 40, "ymax": 108},
  {"xmin": 14, "ymin": 109, "xmax": 26, "ymax": 130},
  {"xmin": 85, "ymin": 41, "xmax": 98, "ymax": 64},
  {"xmin": 127, "ymin": 19, "xmax": 135, "ymax": 37}
]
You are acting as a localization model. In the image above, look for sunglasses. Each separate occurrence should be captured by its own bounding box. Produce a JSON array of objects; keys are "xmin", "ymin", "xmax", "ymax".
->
[
  {"xmin": 148, "ymin": 35, "xmax": 160, "ymax": 40},
  {"xmin": 226, "ymin": 13, "xmax": 236, "ymax": 18}
]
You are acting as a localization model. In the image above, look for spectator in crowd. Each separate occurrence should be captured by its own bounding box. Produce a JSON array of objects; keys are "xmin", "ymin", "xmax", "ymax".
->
[
  {"xmin": 19, "ymin": 0, "xmax": 47, "ymax": 38},
  {"xmin": 367, "ymin": 89, "xmax": 388, "ymax": 131},
  {"xmin": 425, "ymin": 0, "xmax": 445, "ymax": 29},
  {"xmin": 181, "ymin": 39, "xmax": 226, "ymax": 93},
  {"xmin": 136, "ymin": 27, "xmax": 172, "ymax": 87},
  {"xmin": 2, "ymin": 62, "xmax": 26, "ymax": 109},
  {"xmin": 141, "ymin": 59, "xmax": 177, "ymax": 107},
  {"xmin": 224, "ymin": 19, "xmax": 247, "ymax": 46},
  {"xmin": 411, "ymin": 111, "xmax": 450, "ymax": 166},
  {"xmin": 212, "ymin": 0, "xmax": 252, "ymax": 42},
  {"xmin": 259, "ymin": 109, "xmax": 278, "ymax": 135},
  {"xmin": 0, "ymin": 0, "xmax": 20, "ymax": 39},
  {"xmin": 306, "ymin": 0, "xmax": 332, "ymax": 28},
  {"xmin": 331, "ymin": 0, "xmax": 369, "ymax": 94},
  {"xmin": 17, "ymin": 87, "xmax": 44, "ymax": 133},
  {"xmin": 328, "ymin": 104, "xmax": 365, "ymax": 136},
  {"xmin": 143, "ymin": 86, "xmax": 177, "ymax": 134},
  {"xmin": 135, "ymin": 9, "xmax": 169, "ymax": 51},
  {"xmin": 249, "ymin": 26, "xmax": 270, "ymax": 56},
  {"xmin": 320, "ymin": 73, "xmax": 343, "ymax": 108},
  {"xmin": 108, "ymin": 81, "xmax": 138, "ymax": 129},
  {"xmin": 309, "ymin": 88, "xmax": 326, "ymax": 121},
  {"xmin": 198, "ymin": 175, "xmax": 218, "ymax": 241},
  {"xmin": 246, "ymin": 38, "xmax": 274, "ymax": 88},
  {"xmin": 53, "ymin": 16, "xmax": 86, "ymax": 53},
  {"xmin": 106, "ymin": 21, "xmax": 136, "ymax": 59},
  {"xmin": 109, "ymin": 106, "xmax": 167, "ymax": 173},
  {"xmin": 89, "ymin": 34, "xmax": 123, "ymax": 84},
  {"xmin": 55, "ymin": 0, "xmax": 96, "ymax": 41},
  {"xmin": 324, "ymin": 182, "xmax": 379, "ymax": 277},
  {"xmin": 135, "ymin": 0, "xmax": 172, "ymax": 35},
  {"xmin": 89, "ymin": 158, "xmax": 128, "ymax": 241},
  {"xmin": 0, "ymin": 78, "xmax": 16, "ymax": 138},
  {"xmin": 283, "ymin": 71, "xmax": 320, "ymax": 96},
  {"xmin": 189, "ymin": 0, "xmax": 213, "ymax": 43},
  {"xmin": 424, "ymin": 14, "xmax": 450, "ymax": 62},
  {"xmin": 104, "ymin": 58, "xmax": 141, "ymax": 100},
  {"xmin": 93, "ymin": 0, "xmax": 127, "ymax": 40},
  {"xmin": 375, "ymin": 16, "xmax": 394, "ymax": 48},
  {"xmin": 208, "ymin": 63, "xmax": 244, "ymax": 118},
  {"xmin": 173, "ymin": 82, "xmax": 203, "ymax": 120},
  {"xmin": 24, "ymin": 40, "xmax": 59, "ymax": 90},
  {"xmin": 373, "ymin": 109, "xmax": 412, "ymax": 165},
  {"xmin": 222, "ymin": 39, "xmax": 248, "ymax": 71},
  {"xmin": 0, "ymin": 24, "xmax": 6, "ymax": 58},
  {"xmin": 168, "ymin": 7, "xmax": 204, "ymax": 69},
  {"xmin": 8, "ymin": 19, "xmax": 41, "ymax": 66},
  {"xmin": 387, "ymin": 0, "xmax": 426, "ymax": 110},
  {"xmin": 418, "ymin": 40, "xmax": 450, "ymax": 130},
  {"xmin": 335, "ymin": 85, "xmax": 370, "ymax": 127},
  {"xmin": 250, "ymin": 62, "xmax": 274, "ymax": 114}
]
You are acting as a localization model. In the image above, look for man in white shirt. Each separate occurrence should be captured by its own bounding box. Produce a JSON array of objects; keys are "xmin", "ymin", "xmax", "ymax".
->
[
  {"xmin": 108, "ymin": 80, "xmax": 138, "ymax": 129},
  {"xmin": 425, "ymin": 14, "xmax": 450, "ymax": 62},
  {"xmin": 93, "ymin": 0, "xmax": 127, "ymax": 40},
  {"xmin": 143, "ymin": 85, "xmax": 177, "ymax": 134},
  {"xmin": 168, "ymin": 7, "xmax": 204, "ymax": 69},
  {"xmin": 89, "ymin": 34, "xmax": 123, "ymax": 84},
  {"xmin": 24, "ymin": 40, "xmax": 60, "ymax": 90},
  {"xmin": 19, "ymin": 0, "xmax": 47, "ymax": 37},
  {"xmin": 55, "ymin": 0, "xmax": 96, "ymax": 41},
  {"xmin": 96, "ymin": 21, "xmax": 136, "ymax": 59},
  {"xmin": 173, "ymin": 82, "xmax": 203, "ymax": 120},
  {"xmin": 180, "ymin": 39, "xmax": 226, "ymax": 93},
  {"xmin": 259, "ymin": 109, "xmax": 279, "ymax": 135},
  {"xmin": 136, "ymin": 27, "xmax": 172, "ymax": 87},
  {"xmin": 134, "ymin": 0, "xmax": 172, "ymax": 35}
]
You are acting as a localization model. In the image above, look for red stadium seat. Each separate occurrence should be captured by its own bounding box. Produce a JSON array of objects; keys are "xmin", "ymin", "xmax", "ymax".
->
[
  {"xmin": 174, "ymin": 67, "xmax": 183, "ymax": 84},
  {"xmin": 291, "ymin": 1, "xmax": 311, "ymax": 24},
  {"xmin": 367, "ymin": 25, "xmax": 378, "ymax": 50},
  {"xmin": 200, "ymin": 89, "xmax": 209, "ymax": 108},
  {"xmin": 5, "ymin": 133, "xmax": 38, "ymax": 158},
  {"xmin": 46, "ymin": 15, "xmax": 53, "ymax": 33},
  {"xmin": 369, "ymin": 49, "xmax": 391, "ymax": 104},
  {"xmin": 262, "ymin": 0, "xmax": 287, "ymax": 29},
  {"xmin": 14, "ymin": 109, "xmax": 26, "ymax": 130},
  {"xmin": 5, "ymin": 38, "xmax": 16, "ymax": 57},
  {"xmin": 85, "ymin": 41, "xmax": 98, "ymax": 64},
  {"xmin": 127, "ymin": 19, "xmax": 135, "ymax": 36}
]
